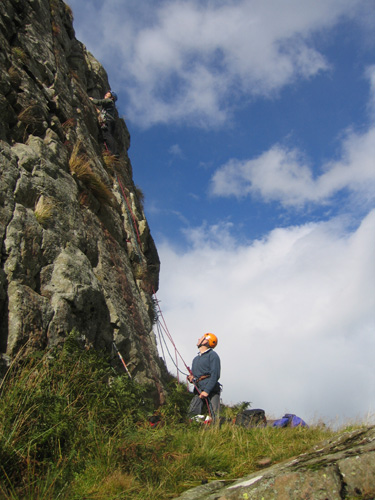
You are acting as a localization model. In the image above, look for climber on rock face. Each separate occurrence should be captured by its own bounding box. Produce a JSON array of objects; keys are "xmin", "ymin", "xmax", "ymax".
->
[{"xmin": 90, "ymin": 90, "xmax": 118, "ymax": 156}]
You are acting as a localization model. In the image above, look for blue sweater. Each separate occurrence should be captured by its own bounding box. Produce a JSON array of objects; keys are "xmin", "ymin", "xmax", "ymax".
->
[{"xmin": 191, "ymin": 349, "xmax": 221, "ymax": 395}]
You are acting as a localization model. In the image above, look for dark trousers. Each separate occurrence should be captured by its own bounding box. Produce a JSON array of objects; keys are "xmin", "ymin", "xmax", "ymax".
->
[
  {"xmin": 188, "ymin": 393, "xmax": 220, "ymax": 421},
  {"xmin": 102, "ymin": 121, "xmax": 118, "ymax": 156}
]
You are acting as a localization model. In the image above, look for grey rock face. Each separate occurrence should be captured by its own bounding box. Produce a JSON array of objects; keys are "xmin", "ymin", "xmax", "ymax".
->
[
  {"xmin": 0, "ymin": 0, "xmax": 165, "ymax": 401},
  {"xmin": 172, "ymin": 426, "xmax": 375, "ymax": 499}
]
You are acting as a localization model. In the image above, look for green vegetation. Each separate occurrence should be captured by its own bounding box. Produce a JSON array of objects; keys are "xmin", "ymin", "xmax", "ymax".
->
[
  {"xmin": 0, "ymin": 336, "xmax": 356, "ymax": 499},
  {"xmin": 11, "ymin": 47, "xmax": 27, "ymax": 64}
]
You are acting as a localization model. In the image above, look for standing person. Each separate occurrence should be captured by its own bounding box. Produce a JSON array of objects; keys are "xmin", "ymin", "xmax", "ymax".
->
[
  {"xmin": 90, "ymin": 90, "xmax": 118, "ymax": 156},
  {"xmin": 187, "ymin": 333, "xmax": 221, "ymax": 422}
]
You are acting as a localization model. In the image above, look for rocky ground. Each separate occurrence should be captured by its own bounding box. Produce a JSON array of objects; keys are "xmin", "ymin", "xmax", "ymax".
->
[{"xmin": 174, "ymin": 425, "xmax": 375, "ymax": 500}]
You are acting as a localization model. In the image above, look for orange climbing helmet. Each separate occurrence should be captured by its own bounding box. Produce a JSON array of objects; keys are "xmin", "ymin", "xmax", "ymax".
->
[{"xmin": 203, "ymin": 333, "xmax": 218, "ymax": 348}]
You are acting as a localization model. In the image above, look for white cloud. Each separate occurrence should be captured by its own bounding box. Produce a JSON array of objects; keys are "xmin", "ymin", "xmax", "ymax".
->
[
  {"xmin": 210, "ymin": 68, "xmax": 375, "ymax": 208},
  {"xmin": 69, "ymin": 0, "xmax": 369, "ymax": 127},
  {"xmin": 365, "ymin": 65, "xmax": 375, "ymax": 117},
  {"xmin": 168, "ymin": 144, "xmax": 184, "ymax": 157},
  {"xmin": 210, "ymin": 126, "xmax": 375, "ymax": 207},
  {"xmin": 156, "ymin": 210, "xmax": 375, "ymax": 423}
]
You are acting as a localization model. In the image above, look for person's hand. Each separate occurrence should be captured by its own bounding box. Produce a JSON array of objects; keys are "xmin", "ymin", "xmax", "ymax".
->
[
  {"xmin": 89, "ymin": 97, "xmax": 93, "ymax": 100},
  {"xmin": 187, "ymin": 375, "xmax": 194, "ymax": 383},
  {"xmin": 199, "ymin": 391, "xmax": 209, "ymax": 399}
]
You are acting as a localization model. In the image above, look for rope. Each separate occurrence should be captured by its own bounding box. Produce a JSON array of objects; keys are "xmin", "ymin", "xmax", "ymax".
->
[
  {"xmin": 152, "ymin": 289, "xmax": 190, "ymax": 377},
  {"xmin": 155, "ymin": 321, "xmax": 166, "ymax": 366},
  {"xmin": 156, "ymin": 319, "xmax": 189, "ymax": 377},
  {"xmin": 152, "ymin": 288, "xmax": 213, "ymax": 419}
]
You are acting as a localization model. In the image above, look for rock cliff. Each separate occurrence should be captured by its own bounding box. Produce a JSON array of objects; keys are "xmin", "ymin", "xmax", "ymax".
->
[{"xmin": 0, "ymin": 0, "xmax": 166, "ymax": 401}]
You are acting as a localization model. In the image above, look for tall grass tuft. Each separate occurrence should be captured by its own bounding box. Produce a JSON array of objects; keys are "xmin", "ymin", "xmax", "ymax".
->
[
  {"xmin": 34, "ymin": 196, "xmax": 56, "ymax": 226},
  {"xmin": 69, "ymin": 143, "xmax": 114, "ymax": 206},
  {"xmin": 18, "ymin": 104, "xmax": 45, "ymax": 126},
  {"xmin": 102, "ymin": 150, "xmax": 122, "ymax": 174}
]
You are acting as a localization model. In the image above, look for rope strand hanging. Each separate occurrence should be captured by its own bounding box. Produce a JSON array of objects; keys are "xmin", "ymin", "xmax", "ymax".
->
[
  {"xmin": 152, "ymin": 288, "xmax": 191, "ymax": 382},
  {"xmin": 155, "ymin": 317, "xmax": 189, "ymax": 377},
  {"xmin": 152, "ymin": 288, "xmax": 213, "ymax": 418}
]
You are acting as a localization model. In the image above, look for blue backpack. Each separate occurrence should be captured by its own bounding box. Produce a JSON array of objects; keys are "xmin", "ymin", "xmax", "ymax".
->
[{"xmin": 273, "ymin": 413, "xmax": 308, "ymax": 428}]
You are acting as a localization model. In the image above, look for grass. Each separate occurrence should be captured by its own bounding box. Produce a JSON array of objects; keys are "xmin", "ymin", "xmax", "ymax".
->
[
  {"xmin": 61, "ymin": 118, "xmax": 76, "ymax": 131},
  {"xmin": 18, "ymin": 104, "xmax": 45, "ymax": 126},
  {"xmin": 102, "ymin": 150, "xmax": 122, "ymax": 174},
  {"xmin": 8, "ymin": 66, "xmax": 22, "ymax": 88},
  {"xmin": 34, "ymin": 196, "xmax": 56, "ymax": 226},
  {"xmin": 69, "ymin": 143, "xmax": 115, "ymax": 206},
  {"xmin": 0, "ymin": 335, "xmax": 364, "ymax": 500},
  {"xmin": 11, "ymin": 47, "xmax": 27, "ymax": 64},
  {"xmin": 17, "ymin": 103, "xmax": 47, "ymax": 140}
]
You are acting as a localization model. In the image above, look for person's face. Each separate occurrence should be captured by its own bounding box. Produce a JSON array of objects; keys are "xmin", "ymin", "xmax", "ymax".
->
[
  {"xmin": 104, "ymin": 91, "xmax": 112, "ymax": 99},
  {"xmin": 197, "ymin": 335, "xmax": 208, "ymax": 348}
]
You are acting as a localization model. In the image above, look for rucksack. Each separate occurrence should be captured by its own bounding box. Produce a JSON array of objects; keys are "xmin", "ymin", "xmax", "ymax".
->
[
  {"xmin": 235, "ymin": 409, "xmax": 267, "ymax": 428},
  {"xmin": 148, "ymin": 415, "xmax": 162, "ymax": 428},
  {"xmin": 272, "ymin": 413, "xmax": 308, "ymax": 428}
]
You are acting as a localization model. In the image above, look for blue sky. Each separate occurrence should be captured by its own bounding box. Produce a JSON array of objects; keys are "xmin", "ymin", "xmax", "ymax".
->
[{"xmin": 68, "ymin": 0, "xmax": 375, "ymax": 424}]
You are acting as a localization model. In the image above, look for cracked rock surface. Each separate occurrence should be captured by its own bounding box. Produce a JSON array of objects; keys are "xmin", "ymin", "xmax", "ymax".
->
[{"xmin": 0, "ymin": 0, "xmax": 166, "ymax": 401}]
